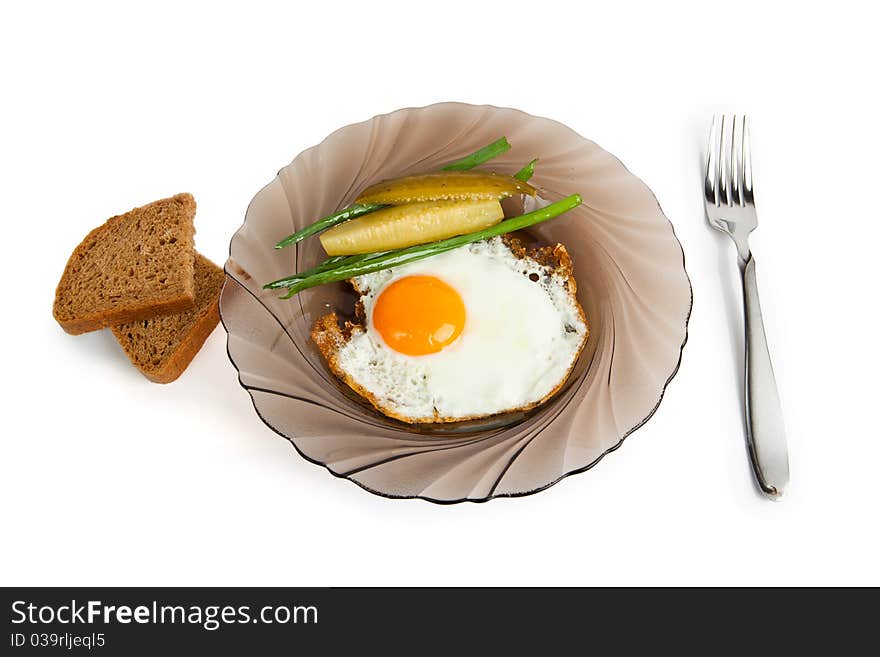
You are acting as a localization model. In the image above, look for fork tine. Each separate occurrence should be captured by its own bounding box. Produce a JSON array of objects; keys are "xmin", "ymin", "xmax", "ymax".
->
[
  {"xmin": 741, "ymin": 115, "xmax": 754, "ymax": 205},
  {"xmin": 719, "ymin": 115, "xmax": 732, "ymax": 206},
  {"xmin": 705, "ymin": 115, "xmax": 718, "ymax": 205},
  {"xmin": 731, "ymin": 115, "xmax": 743, "ymax": 206}
]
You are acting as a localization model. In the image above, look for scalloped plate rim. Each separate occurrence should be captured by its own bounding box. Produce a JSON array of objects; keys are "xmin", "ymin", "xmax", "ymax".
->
[{"xmin": 219, "ymin": 101, "xmax": 693, "ymax": 504}]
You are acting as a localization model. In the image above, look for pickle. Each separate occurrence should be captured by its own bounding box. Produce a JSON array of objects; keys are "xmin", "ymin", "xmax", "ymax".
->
[
  {"xmin": 355, "ymin": 171, "xmax": 537, "ymax": 206},
  {"xmin": 319, "ymin": 199, "xmax": 504, "ymax": 256}
]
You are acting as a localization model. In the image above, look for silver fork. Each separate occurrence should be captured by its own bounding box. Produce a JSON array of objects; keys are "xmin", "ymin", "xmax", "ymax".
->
[{"xmin": 704, "ymin": 115, "xmax": 789, "ymax": 499}]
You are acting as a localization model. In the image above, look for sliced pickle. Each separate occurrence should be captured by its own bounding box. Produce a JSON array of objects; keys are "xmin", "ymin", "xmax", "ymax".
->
[
  {"xmin": 355, "ymin": 171, "xmax": 537, "ymax": 206},
  {"xmin": 319, "ymin": 199, "xmax": 504, "ymax": 256}
]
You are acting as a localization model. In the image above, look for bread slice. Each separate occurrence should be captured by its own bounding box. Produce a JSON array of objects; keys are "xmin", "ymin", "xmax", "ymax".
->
[
  {"xmin": 53, "ymin": 193, "xmax": 197, "ymax": 334},
  {"xmin": 311, "ymin": 237, "xmax": 589, "ymax": 424},
  {"xmin": 111, "ymin": 253, "xmax": 225, "ymax": 384}
]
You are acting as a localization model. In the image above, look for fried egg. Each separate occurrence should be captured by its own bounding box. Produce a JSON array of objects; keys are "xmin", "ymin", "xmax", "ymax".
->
[{"xmin": 311, "ymin": 237, "xmax": 589, "ymax": 423}]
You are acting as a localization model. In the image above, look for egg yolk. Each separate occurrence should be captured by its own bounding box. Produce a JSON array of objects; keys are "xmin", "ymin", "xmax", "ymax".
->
[{"xmin": 372, "ymin": 275, "xmax": 465, "ymax": 356}]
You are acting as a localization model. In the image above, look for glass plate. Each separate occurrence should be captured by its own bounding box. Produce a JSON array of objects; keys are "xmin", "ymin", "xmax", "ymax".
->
[{"xmin": 220, "ymin": 102, "xmax": 692, "ymax": 503}]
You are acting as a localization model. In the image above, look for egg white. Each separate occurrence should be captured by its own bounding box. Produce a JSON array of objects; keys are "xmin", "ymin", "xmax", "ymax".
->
[{"xmin": 335, "ymin": 237, "xmax": 588, "ymax": 422}]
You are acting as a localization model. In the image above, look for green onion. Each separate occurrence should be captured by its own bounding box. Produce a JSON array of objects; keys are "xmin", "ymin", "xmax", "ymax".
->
[
  {"xmin": 441, "ymin": 136, "xmax": 511, "ymax": 171},
  {"xmin": 264, "ymin": 252, "xmax": 388, "ymax": 290},
  {"xmin": 274, "ymin": 203, "xmax": 385, "ymax": 249},
  {"xmin": 514, "ymin": 158, "xmax": 538, "ymax": 182},
  {"xmin": 274, "ymin": 137, "xmax": 512, "ymax": 250},
  {"xmin": 276, "ymin": 194, "xmax": 582, "ymax": 297}
]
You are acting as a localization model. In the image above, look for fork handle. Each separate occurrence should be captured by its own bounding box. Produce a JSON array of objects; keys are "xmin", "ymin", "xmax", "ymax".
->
[{"xmin": 740, "ymin": 253, "xmax": 789, "ymax": 498}]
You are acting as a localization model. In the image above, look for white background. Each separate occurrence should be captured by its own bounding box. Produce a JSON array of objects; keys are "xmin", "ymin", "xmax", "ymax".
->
[{"xmin": 2, "ymin": 1, "xmax": 878, "ymax": 586}]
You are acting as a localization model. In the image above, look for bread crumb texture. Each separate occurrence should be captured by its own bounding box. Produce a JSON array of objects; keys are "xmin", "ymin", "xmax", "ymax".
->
[
  {"xmin": 53, "ymin": 193, "xmax": 197, "ymax": 334},
  {"xmin": 111, "ymin": 253, "xmax": 225, "ymax": 383}
]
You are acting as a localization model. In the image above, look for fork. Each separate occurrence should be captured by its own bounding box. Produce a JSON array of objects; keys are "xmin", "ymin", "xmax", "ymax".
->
[{"xmin": 704, "ymin": 115, "xmax": 789, "ymax": 499}]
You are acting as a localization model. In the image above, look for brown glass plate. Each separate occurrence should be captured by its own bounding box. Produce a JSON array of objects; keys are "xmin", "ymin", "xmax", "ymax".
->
[{"xmin": 219, "ymin": 102, "xmax": 692, "ymax": 503}]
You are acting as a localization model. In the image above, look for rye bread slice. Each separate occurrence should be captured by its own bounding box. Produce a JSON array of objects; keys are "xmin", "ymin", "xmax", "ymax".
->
[
  {"xmin": 111, "ymin": 253, "xmax": 225, "ymax": 384},
  {"xmin": 53, "ymin": 193, "xmax": 197, "ymax": 334},
  {"xmin": 310, "ymin": 237, "xmax": 589, "ymax": 424}
]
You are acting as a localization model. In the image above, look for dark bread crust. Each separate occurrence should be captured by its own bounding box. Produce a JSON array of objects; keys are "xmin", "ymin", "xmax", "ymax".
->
[
  {"xmin": 111, "ymin": 253, "xmax": 224, "ymax": 384},
  {"xmin": 311, "ymin": 312, "xmax": 399, "ymax": 417},
  {"xmin": 137, "ymin": 299, "xmax": 219, "ymax": 384},
  {"xmin": 58, "ymin": 296, "xmax": 196, "ymax": 336},
  {"xmin": 312, "ymin": 239, "xmax": 590, "ymax": 424},
  {"xmin": 53, "ymin": 194, "xmax": 197, "ymax": 334}
]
